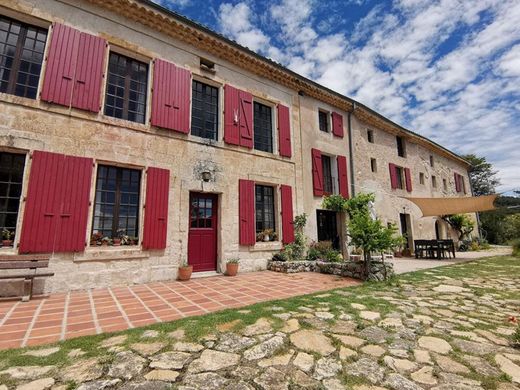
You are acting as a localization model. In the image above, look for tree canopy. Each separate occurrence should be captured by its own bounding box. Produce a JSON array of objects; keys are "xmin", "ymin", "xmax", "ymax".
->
[{"xmin": 463, "ymin": 154, "xmax": 500, "ymax": 196}]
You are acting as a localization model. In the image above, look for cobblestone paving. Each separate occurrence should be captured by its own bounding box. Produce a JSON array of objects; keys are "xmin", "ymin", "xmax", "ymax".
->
[{"xmin": 0, "ymin": 255, "xmax": 519, "ymax": 390}]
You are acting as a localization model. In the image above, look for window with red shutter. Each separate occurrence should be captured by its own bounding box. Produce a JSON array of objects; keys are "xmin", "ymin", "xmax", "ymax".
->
[
  {"xmin": 389, "ymin": 163, "xmax": 398, "ymax": 189},
  {"xmin": 280, "ymin": 185, "xmax": 295, "ymax": 244},
  {"xmin": 404, "ymin": 167, "xmax": 412, "ymax": 192},
  {"xmin": 337, "ymin": 155, "xmax": 349, "ymax": 198},
  {"xmin": 311, "ymin": 149, "xmax": 324, "ymax": 197},
  {"xmin": 331, "ymin": 112, "xmax": 344, "ymax": 138},
  {"xmin": 142, "ymin": 167, "xmax": 170, "ymax": 250},
  {"xmin": 239, "ymin": 90, "xmax": 253, "ymax": 148},
  {"xmin": 224, "ymin": 85, "xmax": 254, "ymax": 148},
  {"xmin": 151, "ymin": 59, "xmax": 191, "ymax": 133},
  {"xmin": 239, "ymin": 179, "xmax": 255, "ymax": 245},
  {"xmin": 277, "ymin": 104, "xmax": 291, "ymax": 157}
]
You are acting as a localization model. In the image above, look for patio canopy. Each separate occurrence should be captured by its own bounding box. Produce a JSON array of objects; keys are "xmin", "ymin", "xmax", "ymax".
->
[{"xmin": 405, "ymin": 194, "xmax": 498, "ymax": 217}]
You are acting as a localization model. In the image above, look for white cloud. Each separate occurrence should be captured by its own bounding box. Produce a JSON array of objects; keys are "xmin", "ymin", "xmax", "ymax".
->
[{"xmin": 497, "ymin": 44, "xmax": 520, "ymax": 77}]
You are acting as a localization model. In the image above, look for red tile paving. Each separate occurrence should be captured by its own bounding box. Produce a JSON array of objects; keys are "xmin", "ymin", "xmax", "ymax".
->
[{"xmin": 0, "ymin": 271, "xmax": 358, "ymax": 350}]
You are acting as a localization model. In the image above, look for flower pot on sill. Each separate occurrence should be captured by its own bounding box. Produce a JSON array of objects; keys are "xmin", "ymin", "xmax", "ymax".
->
[
  {"xmin": 226, "ymin": 263, "xmax": 239, "ymax": 276},
  {"xmin": 178, "ymin": 265, "xmax": 193, "ymax": 281},
  {"xmin": 2, "ymin": 240, "xmax": 13, "ymax": 247},
  {"xmin": 113, "ymin": 239, "xmax": 121, "ymax": 246},
  {"xmin": 263, "ymin": 235, "xmax": 270, "ymax": 242}
]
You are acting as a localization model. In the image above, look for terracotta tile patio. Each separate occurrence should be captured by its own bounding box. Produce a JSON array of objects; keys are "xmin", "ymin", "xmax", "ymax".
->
[{"xmin": 0, "ymin": 271, "xmax": 358, "ymax": 350}]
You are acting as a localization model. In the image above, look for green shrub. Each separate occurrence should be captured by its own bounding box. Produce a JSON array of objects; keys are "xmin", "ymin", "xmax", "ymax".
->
[
  {"xmin": 306, "ymin": 241, "xmax": 342, "ymax": 262},
  {"xmin": 512, "ymin": 239, "xmax": 520, "ymax": 257},
  {"xmin": 512, "ymin": 324, "xmax": 520, "ymax": 345}
]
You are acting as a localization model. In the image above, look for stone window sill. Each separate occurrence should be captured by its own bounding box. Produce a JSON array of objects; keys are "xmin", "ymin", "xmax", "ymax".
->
[
  {"xmin": 73, "ymin": 247, "xmax": 149, "ymax": 262},
  {"xmin": 251, "ymin": 241, "xmax": 283, "ymax": 252}
]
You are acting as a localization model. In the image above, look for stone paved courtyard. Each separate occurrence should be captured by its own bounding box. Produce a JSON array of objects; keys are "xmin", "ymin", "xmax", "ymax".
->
[{"xmin": 0, "ymin": 255, "xmax": 519, "ymax": 390}]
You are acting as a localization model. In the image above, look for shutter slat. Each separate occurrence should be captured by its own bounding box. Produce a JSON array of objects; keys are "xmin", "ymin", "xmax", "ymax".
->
[
  {"xmin": 337, "ymin": 155, "xmax": 349, "ymax": 198},
  {"xmin": 142, "ymin": 167, "xmax": 170, "ymax": 249},
  {"xmin": 389, "ymin": 163, "xmax": 398, "ymax": 189},
  {"xmin": 311, "ymin": 149, "xmax": 323, "ymax": 197},
  {"xmin": 331, "ymin": 112, "xmax": 344, "ymax": 138},
  {"xmin": 239, "ymin": 179, "xmax": 255, "ymax": 245},
  {"xmin": 277, "ymin": 104, "xmax": 292, "ymax": 157},
  {"xmin": 280, "ymin": 185, "xmax": 295, "ymax": 244},
  {"xmin": 224, "ymin": 85, "xmax": 240, "ymax": 145},
  {"xmin": 405, "ymin": 167, "xmax": 412, "ymax": 192}
]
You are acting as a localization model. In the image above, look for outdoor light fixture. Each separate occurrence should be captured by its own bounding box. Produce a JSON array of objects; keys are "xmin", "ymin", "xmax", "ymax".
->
[{"xmin": 201, "ymin": 171, "xmax": 211, "ymax": 182}]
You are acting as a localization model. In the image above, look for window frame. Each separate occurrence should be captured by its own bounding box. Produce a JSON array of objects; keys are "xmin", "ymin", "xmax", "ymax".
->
[
  {"xmin": 443, "ymin": 178, "xmax": 448, "ymax": 192},
  {"xmin": 396, "ymin": 136, "xmax": 406, "ymax": 158},
  {"xmin": 432, "ymin": 175, "xmax": 437, "ymax": 188},
  {"xmin": 370, "ymin": 158, "xmax": 377, "ymax": 173},
  {"xmin": 255, "ymin": 184, "xmax": 276, "ymax": 235},
  {"xmin": 419, "ymin": 172, "xmax": 425, "ymax": 185},
  {"xmin": 191, "ymin": 78, "xmax": 219, "ymax": 141},
  {"xmin": 395, "ymin": 166, "xmax": 405, "ymax": 190},
  {"xmin": 91, "ymin": 164, "xmax": 142, "ymax": 242},
  {"xmin": 429, "ymin": 155, "xmax": 434, "ymax": 167},
  {"xmin": 104, "ymin": 51, "xmax": 149, "ymax": 124},
  {"xmin": 0, "ymin": 151, "xmax": 26, "ymax": 246},
  {"xmin": 318, "ymin": 110, "xmax": 329, "ymax": 133},
  {"xmin": 253, "ymin": 100, "xmax": 274, "ymax": 153},
  {"xmin": 367, "ymin": 129, "xmax": 374, "ymax": 143},
  {"xmin": 321, "ymin": 154, "xmax": 334, "ymax": 195},
  {"xmin": 0, "ymin": 15, "xmax": 48, "ymax": 99}
]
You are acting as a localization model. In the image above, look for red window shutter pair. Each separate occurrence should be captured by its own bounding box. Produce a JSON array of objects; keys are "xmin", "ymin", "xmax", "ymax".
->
[
  {"xmin": 224, "ymin": 85, "xmax": 253, "ymax": 148},
  {"xmin": 277, "ymin": 104, "xmax": 292, "ymax": 157},
  {"xmin": 239, "ymin": 180, "xmax": 295, "ymax": 245},
  {"xmin": 337, "ymin": 155, "xmax": 349, "ymax": 198},
  {"xmin": 454, "ymin": 173, "xmax": 464, "ymax": 193},
  {"xmin": 41, "ymin": 23, "xmax": 106, "ymax": 112},
  {"xmin": 404, "ymin": 167, "xmax": 412, "ymax": 192},
  {"xmin": 151, "ymin": 59, "xmax": 191, "ymax": 133},
  {"xmin": 312, "ymin": 149, "xmax": 324, "ymax": 196},
  {"xmin": 331, "ymin": 112, "xmax": 344, "ymax": 138},
  {"xmin": 142, "ymin": 167, "xmax": 170, "ymax": 249},
  {"xmin": 389, "ymin": 163, "xmax": 398, "ymax": 189},
  {"xmin": 19, "ymin": 151, "xmax": 93, "ymax": 253}
]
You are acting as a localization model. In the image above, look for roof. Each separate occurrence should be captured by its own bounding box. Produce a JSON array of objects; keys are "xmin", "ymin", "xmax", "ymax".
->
[{"xmin": 87, "ymin": 0, "xmax": 470, "ymax": 168}]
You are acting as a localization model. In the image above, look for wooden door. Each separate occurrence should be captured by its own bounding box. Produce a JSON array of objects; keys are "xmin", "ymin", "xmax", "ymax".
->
[{"xmin": 188, "ymin": 192, "xmax": 218, "ymax": 272}]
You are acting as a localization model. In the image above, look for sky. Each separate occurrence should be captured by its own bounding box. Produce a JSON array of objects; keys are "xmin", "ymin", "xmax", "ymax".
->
[{"xmin": 152, "ymin": 0, "xmax": 520, "ymax": 194}]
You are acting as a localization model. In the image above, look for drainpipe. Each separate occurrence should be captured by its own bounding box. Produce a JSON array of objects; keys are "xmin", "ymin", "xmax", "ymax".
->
[{"xmin": 347, "ymin": 105, "xmax": 356, "ymax": 197}]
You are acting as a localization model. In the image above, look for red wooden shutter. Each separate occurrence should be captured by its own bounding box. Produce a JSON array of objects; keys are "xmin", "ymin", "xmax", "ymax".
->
[
  {"xmin": 151, "ymin": 59, "xmax": 191, "ymax": 133},
  {"xmin": 404, "ymin": 167, "xmax": 412, "ymax": 192},
  {"xmin": 389, "ymin": 163, "xmax": 398, "ymax": 189},
  {"xmin": 280, "ymin": 185, "xmax": 295, "ymax": 244},
  {"xmin": 142, "ymin": 167, "xmax": 170, "ymax": 249},
  {"xmin": 239, "ymin": 90, "xmax": 253, "ymax": 148},
  {"xmin": 53, "ymin": 155, "xmax": 93, "ymax": 252},
  {"xmin": 224, "ymin": 85, "xmax": 240, "ymax": 145},
  {"xmin": 71, "ymin": 32, "xmax": 106, "ymax": 112},
  {"xmin": 331, "ymin": 112, "xmax": 344, "ymax": 138},
  {"xmin": 311, "ymin": 148, "xmax": 323, "ymax": 196},
  {"xmin": 454, "ymin": 173, "xmax": 460, "ymax": 192},
  {"xmin": 277, "ymin": 104, "xmax": 292, "ymax": 157},
  {"xmin": 239, "ymin": 179, "xmax": 255, "ymax": 245},
  {"xmin": 337, "ymin": 155, "xmax": 349, "ymax": 198},
  {"xmin": 41, "ymin": 23, "xmax": 80, "ymax": 107}
]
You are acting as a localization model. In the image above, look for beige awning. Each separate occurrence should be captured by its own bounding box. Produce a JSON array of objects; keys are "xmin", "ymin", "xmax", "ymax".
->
[{"xmin": 405, "ymin": 195, "xmax": 498, "ymax": 217}]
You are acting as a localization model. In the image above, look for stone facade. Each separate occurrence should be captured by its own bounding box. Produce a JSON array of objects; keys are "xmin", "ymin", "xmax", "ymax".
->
[{"xmin": 0, "ymin": 0, "xmax": 472, "ymax": 295}]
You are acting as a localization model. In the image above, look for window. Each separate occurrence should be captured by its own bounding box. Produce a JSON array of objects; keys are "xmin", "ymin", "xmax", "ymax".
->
[
  {"xmin": 191, "ymin": 80, "xmax": 218, "ymax": 140},
  {"xmin": 254, "ymin": 102, "xmax": 273, "ymax": 153},
  {"xmin": 318, "ymin": 110, "xmax": 329, "ymax": 133},
  {"xmin": 367, "ymin": 129, "xmax": 374, "ymax": 143},
  {"xmin": 322, "ymin": 155, "xmax": 334, "ymax": 194},
  {"xmin": 0, "ymin": 16, "xmax": 47, "ymax": 99},
  {"xmin": 104, "ymin": 52, "xmax": 148, "ymax": 124},
  {"xmin": 190, "ymin": 195, "xmax": 214, "ymax": 228},
  {"xmin": 430, "ymin": 155, "xmax": 434, "ymax": 167},
  {"xmin": 0, "ymin": 152, "xmax": 25, "ymax": 246},
  {"xmin": 395, "ymin": 166, "xmax": 404, "ymax": 190},
  {"xmin": 199, "ymin": 57, "xmax": 215, "ymax": 72},
  {"xmin": 432, "ymin": 175, "xmax": 437, "ymax": 188},
  {"xmin": 92, "ymin": 165, "xmax": 141, "ymax": 241},
  {"xmin": 396, "ymin": 136, "xmax": 406, "ymax": 157},
  {"xmin": 443, "ymin": 178, "xmax": 447, "ymax": 191},
  {"xmin": 419, "ymin": 172, "xmax": 425, "ymax": 185},
  {"xmin": 255, "ymin": 185, "xmax": 275, "ymax": 233},
  {"xmin": 462, "ymin": 179, "xmax": 467, "ymax": 194},
  {"xmin": 370, "ymin": 158, "xmax": 377, "ymax": 173},
  {"xmin": 317, "ymin": 210, "xmax": 338, "ymax": 248}
]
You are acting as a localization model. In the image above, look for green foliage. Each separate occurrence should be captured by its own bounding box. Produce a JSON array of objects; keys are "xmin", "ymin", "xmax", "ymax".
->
[
  {"xmin": 226, "ymin": 258, "xmax": 240, "ymax": 264},
  {"xmin": 462, "ymin": 153, "xmax": 500, "ymax": 196},
  {"xmin": 480, "ymin": 196, "xmax": 520, "ymax": 244},
  {"xmin": 512, "ymin": 325, "xmax": 520, "ymax": 345},
  {"xmin": 307, "ymin": 241, "xmax": 342, "ymax": 262},
  {"xmin": 512, "ymin": 239, "xmax": 520, "ymax": 257},
  {"xmin": 442, "ymin": 214, "xmax": 475, "ymax": 241},
  {"xmin": 275, "ymin": 213, "xmax": 308, "ymax": 262},
  {"xmin": 322, "ymin": 194, "xmax": 349, "ymax": 212}
]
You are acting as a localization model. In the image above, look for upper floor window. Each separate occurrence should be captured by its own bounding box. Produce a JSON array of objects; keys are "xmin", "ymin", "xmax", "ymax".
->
[
  {"xmin": 0, "ymin": 16, "xmax": 47, "ymax": 99},
  {"xmin": 370, "ymin": 158, "xmax": 377, "ymax": 173},
  {"xmin": 430, "ymin": 155, "xmax": 434, "ymax": 167},
  {"xmin": 318, "ymin": 110, "xmax": 329, "ymax": 133},
  {"xmin": 0, "ymin": 152, "xmax": 25, "ymax": 247},
  {"xmin": 443, "ymin": 178, "xmax": 448, "ymax": 191},
  {"xmin": 419, "ymin": 172, "xmax": 425, "ymax": 185},
  {"xmin": 396, "ymin": 136, "xmax": 406, "ymax": 157},
  {"xmin": 92, "ymin": 165, "xmax": 141, "ymax": 242},
  {"xmin": 432, "ymin": 175, "xmax": 437, "ymax": 188},
  {"xmin": 191, "ymin": 80, "xmax": 218, "ymax": 140},
  {"xmin": 254, "ymin": 101, "xmax": 273, "ymax": 153},
  {"xmin": 104, "ymin": 52, "xmax": 148, "ymax": 124},
  {"xmin": 367, "ymin": 129, "xmax": 374, "ymax": 143},
  {"xmin": 395, "ymin": 166, "xmax": 404, "ymax": 190},
  {"xmin": 255, "ymin": 185, "xmax": 275, "ymax": 233},
  {"xmin": 322, "ymin": 155, "xmax": 334, "ymax": 194}
]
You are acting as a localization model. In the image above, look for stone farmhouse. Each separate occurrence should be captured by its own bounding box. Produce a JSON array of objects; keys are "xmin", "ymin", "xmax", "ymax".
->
[{"xmin": 0, "ymin": 0, "xmax": 472, "ymax": 293}]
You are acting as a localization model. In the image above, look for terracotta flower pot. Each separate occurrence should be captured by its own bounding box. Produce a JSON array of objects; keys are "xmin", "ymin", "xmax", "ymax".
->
[
  {"xmin": 226, "ymin": 263, "xmax": 239, "ymax": 276},
  {"xmin": 2, "ymin": 240, "xmax": 13, "ymax": 247},
  {"xmin": 178, "ymin": 265, "xmax": 193, "ymax": 281},
  {"xmin": 113, "ymin": 238, "xmax": 121, "ymax": 246}
]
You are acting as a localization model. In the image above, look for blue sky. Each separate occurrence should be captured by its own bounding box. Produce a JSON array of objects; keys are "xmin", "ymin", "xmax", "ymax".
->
[{"xmin": 153, "ymin": 0, "xmax": 520, "ymax": 194}]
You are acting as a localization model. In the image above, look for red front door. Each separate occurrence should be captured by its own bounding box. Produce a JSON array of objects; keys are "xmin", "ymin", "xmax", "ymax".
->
[{"xmin": 188, "ymin": 192, "xmax": 218, "ymax": 272}]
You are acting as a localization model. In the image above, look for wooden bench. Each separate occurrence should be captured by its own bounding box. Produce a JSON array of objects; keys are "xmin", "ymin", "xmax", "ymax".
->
[{"xmin": 0, "ymin": 255, "xmax": 54, "ymax": 301}]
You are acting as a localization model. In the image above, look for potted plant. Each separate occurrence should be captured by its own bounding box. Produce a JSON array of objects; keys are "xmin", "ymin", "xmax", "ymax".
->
[
  {"xmin": 178, "ymin": 260, "xmax": 193, "ymax": 281},
  {"xmin": 101, "ymin": 237, "xmax": 112, "ymax": 246},
  {"xmin": 393, "ymin": 235, "xmax": 407, "ymax": 258},
  {"xmin": 226, "ymin": 258, "xmax": 240, "ymax": 276},
  {"xmin": 2, "ymin": 229, "xmax": 14, "ymax": 247},
  {"xmin": 262, "ymin": 229, "xmax": 274, "ymax": 242},
  {"xmin": 91, "ymin": 232, "xmax": 103, "ymax": 246}
]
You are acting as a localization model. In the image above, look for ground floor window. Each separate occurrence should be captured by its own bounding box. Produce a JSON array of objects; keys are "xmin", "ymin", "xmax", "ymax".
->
[
  {"xmin": 0, "ymin": 152, "xmax": 25, "ymax": 246},
  {"xmin": 92, "ymin": 165, "xmax": 141, "ymax": 245},
  {"xmin": 255, "ymin": 185, "xmax": 276, "ymax": 240},
  {"xmin": 317, "ymin": 209, "xmax": 339, "ymax": 249}
]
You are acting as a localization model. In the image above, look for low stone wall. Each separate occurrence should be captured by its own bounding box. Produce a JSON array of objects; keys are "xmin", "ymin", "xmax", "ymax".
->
[{"xmin": 267, "ymin": 259, "xmax": 394, "ymax": 281}]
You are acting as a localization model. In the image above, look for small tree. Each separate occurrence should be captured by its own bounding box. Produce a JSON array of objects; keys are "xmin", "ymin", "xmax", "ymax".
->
[{"xmin": 442, "ymin": 214, "xmax": 474, "ymax": 241}]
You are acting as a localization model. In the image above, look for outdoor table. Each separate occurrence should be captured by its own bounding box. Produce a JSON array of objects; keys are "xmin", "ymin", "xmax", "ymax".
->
[{"xmin": 414, "ymin": 239, "xmax": 455, "ymax": 259}]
